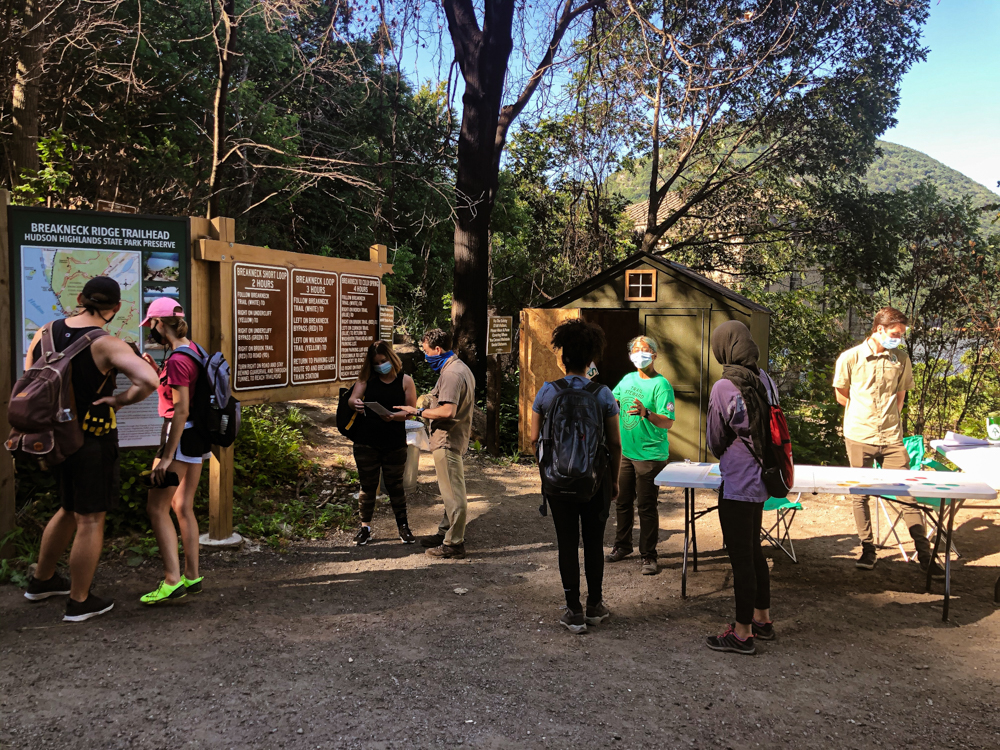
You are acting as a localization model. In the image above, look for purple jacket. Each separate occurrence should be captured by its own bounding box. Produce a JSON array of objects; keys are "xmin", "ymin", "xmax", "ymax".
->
[{"xmin": 706, "ymin": 373, "xmax": 778, "ymax": 503}]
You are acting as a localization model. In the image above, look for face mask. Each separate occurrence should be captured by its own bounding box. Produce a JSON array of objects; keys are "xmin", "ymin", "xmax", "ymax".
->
[
  {"xmin": 374, "ymin": 361, "xmax": 393, "ymax": 375},
  {"xmin": 149, "ymin": 323, "xmax": 165, "ymax": 345},
  {"xmin": 880, "ymin": 331, "xmax": 902, "ymax": 349},
  {"xmin": 630, "ymin": 352, "xmax": 654, "ymax": 370},
  {"xmin": 425, "ymin": 350, "xmax": 454, "ymax": 372}
]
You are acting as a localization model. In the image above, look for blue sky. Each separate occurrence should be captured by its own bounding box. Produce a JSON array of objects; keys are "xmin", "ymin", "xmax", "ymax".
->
[{"xmin": 883, "ymin": 0, "xmax": 1000, "ymax": 195}]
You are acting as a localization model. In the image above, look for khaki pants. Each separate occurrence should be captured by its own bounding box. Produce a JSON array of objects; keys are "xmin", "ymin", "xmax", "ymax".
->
[
  {"xmin": 433, "ymin": 448, "xmax": 468, "ymax": 545},
  {"xmin": 844, "ymin": 438, "xmax": 929, "ymax": 556}
]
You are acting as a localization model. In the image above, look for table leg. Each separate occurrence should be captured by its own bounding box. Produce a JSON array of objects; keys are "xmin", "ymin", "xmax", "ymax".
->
[
  {"xmin": 691, "ymin": 489, "xmax": 699, "ymax": 573},
  {"xmin": 941, "ymin": 500, "xmax": 959, "ymax": 623},
  {"xmin": 682, "ymin": 488, "xmax": 690, "ymax": 599},
  {"xmin": 994, "ymin": 574, "xmax": 1000, "ymax": 605},
  {"xmin": 925, "ymin": 500, "xmax": 946, "ymax": 595}
]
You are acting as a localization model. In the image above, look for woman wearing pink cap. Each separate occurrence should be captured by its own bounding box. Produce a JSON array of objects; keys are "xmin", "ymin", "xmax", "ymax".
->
[{"xmin": 138, "ymin": 298, "xmax": 210, "ymax": 604}]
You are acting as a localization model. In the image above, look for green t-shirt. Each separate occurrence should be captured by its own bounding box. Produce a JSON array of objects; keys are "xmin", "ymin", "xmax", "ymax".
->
[{"xmin": 613, "ymin": 371, "xmax": 675, "ymax": 461}]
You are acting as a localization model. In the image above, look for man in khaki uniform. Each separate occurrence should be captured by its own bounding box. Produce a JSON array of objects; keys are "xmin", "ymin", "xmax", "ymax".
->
[
  {"xmin": 396, "ymin": 328, "xmax": 476, "ymax": 559},
  {"xmin": 833, "ymin": 306, "xmax": 941, "ymax": 577}
]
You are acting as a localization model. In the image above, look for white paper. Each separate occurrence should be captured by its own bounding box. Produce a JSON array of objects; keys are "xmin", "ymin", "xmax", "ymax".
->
[
  {"xmin": 363, "ymin": 401, "xmax": 399, "ymax": 418},
  {"xmin": 942, "ymin": 431, "xmax": 989, "ymax": 446}
]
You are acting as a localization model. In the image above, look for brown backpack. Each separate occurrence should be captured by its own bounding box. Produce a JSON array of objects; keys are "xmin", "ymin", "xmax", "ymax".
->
[{"xmin": 5, "ymin": 325, "xmax": 109, "ymax": 466}]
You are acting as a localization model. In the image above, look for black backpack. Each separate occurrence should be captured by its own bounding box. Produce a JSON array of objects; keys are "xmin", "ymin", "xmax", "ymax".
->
[
  {"xmin": 336, "ymin": 386, "xmax": 365, "ymax": 441},
  {"xmin": 536, "ymin": 378, "xmax": 608, "ymax": 513},
  {"xmin": 168, "ymin": 345, "xmax": 241, "ymax": 448}
]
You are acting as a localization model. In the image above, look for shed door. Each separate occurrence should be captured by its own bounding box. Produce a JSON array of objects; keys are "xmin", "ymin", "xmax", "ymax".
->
[
  {"xmin": 580, "ymin": 308, "xmax": 641, "ymax": 390},
  {"xmin": 644, "ymin": 310, "xmax": 706, "ymax": 462}
]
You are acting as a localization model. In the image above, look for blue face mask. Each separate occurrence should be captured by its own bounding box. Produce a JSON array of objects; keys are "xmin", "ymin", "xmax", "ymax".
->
[
  {"xmin": 375, "ymin": 361, "xmax": 393, "ymax": 375},
  {"xmin": 425, "ymin": 350, "xmax": 454, "ymax": 372}
]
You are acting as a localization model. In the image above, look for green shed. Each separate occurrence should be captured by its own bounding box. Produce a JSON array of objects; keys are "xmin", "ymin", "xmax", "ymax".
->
[{"xmin": 519, "ymin": 251, "xmax": 771, "ymax": 460}]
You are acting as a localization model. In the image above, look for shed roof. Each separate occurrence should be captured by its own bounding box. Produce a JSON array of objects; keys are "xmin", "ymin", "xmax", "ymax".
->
[{"xmin": 542, "ymin": 251, "xmax": 771, "ymax": 313}]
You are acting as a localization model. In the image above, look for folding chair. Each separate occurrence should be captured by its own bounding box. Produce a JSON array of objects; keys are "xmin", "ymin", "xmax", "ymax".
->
[
  {"xmin": 761, "ymin": 494, "xmax": 803, "ymax": 563},
  {"xmin": 874, "ymin": 435, "xmax": 960, "ymax": 561}
]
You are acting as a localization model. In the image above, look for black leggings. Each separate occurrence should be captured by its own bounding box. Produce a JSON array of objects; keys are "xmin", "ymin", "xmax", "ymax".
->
[
  {"xmin": 353, "ymin": 444, "xmax": 408, "ymax": 525},
  {"xmin": 548, "ymin": 491, "xmax": 611, "ymax": 612},
  {"xmin": 718, "ymin": 498, "xmax": 770, "ymax": 625}
]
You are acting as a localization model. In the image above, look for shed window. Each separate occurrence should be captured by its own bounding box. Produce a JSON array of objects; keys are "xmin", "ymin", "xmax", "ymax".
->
[{"xmin": 625, "ymin": 270, "xmax": 656, "ymax": 301}]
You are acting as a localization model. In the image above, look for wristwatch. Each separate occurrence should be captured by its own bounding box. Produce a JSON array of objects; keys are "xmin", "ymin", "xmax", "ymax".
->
[{"xmin": 417, "ymin": 408, "xmax": 425, "ymax": 417}]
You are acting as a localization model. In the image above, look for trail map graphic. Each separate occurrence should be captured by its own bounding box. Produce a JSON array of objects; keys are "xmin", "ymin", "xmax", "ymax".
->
[{"xmin": 20, "ymin": 246, "xmax": 142, "ymax": 354}]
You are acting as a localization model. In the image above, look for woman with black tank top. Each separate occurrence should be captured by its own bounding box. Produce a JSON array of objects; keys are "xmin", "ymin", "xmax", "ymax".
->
[{"xmin": 347, "ymin": 341, "xmax": 417, "ymax": 545}]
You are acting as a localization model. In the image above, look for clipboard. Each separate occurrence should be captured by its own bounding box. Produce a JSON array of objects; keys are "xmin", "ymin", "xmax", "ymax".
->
[{"xmin": 364, "ymin": 401, "xmax": 399, "ymax": 418}]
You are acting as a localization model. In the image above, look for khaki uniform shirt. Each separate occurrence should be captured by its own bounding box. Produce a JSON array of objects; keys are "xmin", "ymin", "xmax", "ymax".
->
[
  {"xmin": 428, "ymin": 356, "xmax": 476, "ymax": 454},
  {"xmin": 833, "ymin": 339, "xmax": 914, "ymax": 445}
]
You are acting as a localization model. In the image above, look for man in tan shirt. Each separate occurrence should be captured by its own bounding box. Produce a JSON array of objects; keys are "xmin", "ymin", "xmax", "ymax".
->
[
  {"xmin": 833, "ymin": 306, "xmax": 941, "ymax": 578},
  {"xmin": 396, "ymin": 328, "xmax": 476, "ymax": 559}
]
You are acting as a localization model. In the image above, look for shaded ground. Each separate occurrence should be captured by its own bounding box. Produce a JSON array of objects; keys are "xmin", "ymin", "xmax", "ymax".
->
[{"xmin": 2, "ymin": 400, "xmax": 1000, "ymax": 749}]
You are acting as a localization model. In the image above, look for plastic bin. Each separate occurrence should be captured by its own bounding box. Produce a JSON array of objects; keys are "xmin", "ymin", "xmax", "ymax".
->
[{"xmin": 403, "ymin": 419, "xmax": 430, "ymax": 491}]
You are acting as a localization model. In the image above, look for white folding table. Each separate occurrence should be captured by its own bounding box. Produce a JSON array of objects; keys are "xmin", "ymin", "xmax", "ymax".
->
[
  {"xmin": 931, "ymin": 440, "xmax": 1000, "ymax": 608},
  {"xmin": 655, "ymin": 461, "xmax": 997, "ymax": 620}
]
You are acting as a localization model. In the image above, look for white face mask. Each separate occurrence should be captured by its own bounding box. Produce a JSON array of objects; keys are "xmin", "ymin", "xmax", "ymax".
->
[
  {"xmin": 630, "ymin": 352, "xmax": 654, "ymax": 370},
  {"xmin": 880, "ymin": 331, "xmax": 902, "ymax": 349}
]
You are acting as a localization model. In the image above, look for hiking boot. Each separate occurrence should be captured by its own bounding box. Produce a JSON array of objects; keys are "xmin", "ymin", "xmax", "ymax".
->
[
  {"xmin": 398, "ymin": 524, "xmax": 416, "ymax": 544},
  {"xmin": 353, "ymin": 526, "xmax": 372, "ymax": 546},
  {"xmin": 752, "ymin": 619, "xmax": 776, "ymax": 641},
  {"xmin": 420, "ymin": 533, "xmax": 445, "ymax": 548},
  {"xmin": 181, "ymin": 575, "xmax": 203, "ymax": 594},
  {"xmin": 605, "ymin": 546, "xmax": 632, "ymax": 563},
  {"xmin": 140, "ymin": 579, "xmax": 187, "ymax": 605},
  {"xmin": 24, "ymin": 572, "xmax": 71, "ymax": 601},
  {"xmin": 585, "ymin": 601, "xmax": 611, "ymax": 626},
  {"xmin": 706, "ymin": 624, "xmax": 755, "ymax": 655},
  {"xmin": 920, "ymin": 557, "xmax": 946, "ymax": 581},
  {"xmin": 63, "ymin": 594, "xmax": 114, "ymax": 623},
  {"xmin": 560, "ymin": 609, "xmax": 587, "ymax": 634},
  {"xmin": 426, "ymin": 543, "xmax": 466, "ymax": 559},
  {"xmin": 856, "ymin": 544, "xmax": 878, "ymax": 570},
  {"xmin": 641, "ymin": 557, "xmax": 659, "ymax": 575}
]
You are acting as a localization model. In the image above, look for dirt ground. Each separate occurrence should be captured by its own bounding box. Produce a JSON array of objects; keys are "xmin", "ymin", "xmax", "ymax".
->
[{"xmin": 3, "ymin": 400, "xmax": 1000, "ymax": 750}]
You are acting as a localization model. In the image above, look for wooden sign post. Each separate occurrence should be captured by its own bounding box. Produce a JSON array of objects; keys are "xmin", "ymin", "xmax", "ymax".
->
[{"xmin": 485, "ymin": 316, "xmax": 513, "ymax": 456}]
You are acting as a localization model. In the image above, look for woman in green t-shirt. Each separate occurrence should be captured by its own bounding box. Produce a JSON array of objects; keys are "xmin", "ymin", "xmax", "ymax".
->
[{"xmin": 607, "ymin": 336, "xmax": 675, "ymax": 575}]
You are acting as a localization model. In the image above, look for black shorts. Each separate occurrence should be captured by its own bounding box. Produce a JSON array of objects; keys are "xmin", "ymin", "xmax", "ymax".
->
[
  {"xmin": 57, "ymin": 437, "xmax": 121, "ymax": 515},
  {"xmin": 155, "ymin": 425, "xmax": 211, "ymax": 464}
]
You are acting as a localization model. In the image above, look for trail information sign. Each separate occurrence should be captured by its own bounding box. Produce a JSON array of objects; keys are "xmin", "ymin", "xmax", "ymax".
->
[
  {"xmin": 233, "ymin": 263, "xmax": 289, "ymax": 390},
  {"xmin": 291, "ymin": 269, "xmax": 339, "ymax": 384},
  {"xmin": 339, "ymin": 274, "xmax": 381, "ymax": 380},
  {"xmin": 7, "ymin": 207, "xmax": 190, "ymax": 448},
  {"xmin": 379, "ymin": 305, "xmax": 394, "ymax": 342},
  {"xmin": 486, "ymin": 316, "xmax": 514, "ymax": 355}
]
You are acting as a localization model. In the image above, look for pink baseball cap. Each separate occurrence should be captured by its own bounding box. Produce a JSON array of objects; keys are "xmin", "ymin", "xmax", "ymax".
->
[{"xmin": 141, "ymin": 297, "xmax": 185, "ymax": 327}]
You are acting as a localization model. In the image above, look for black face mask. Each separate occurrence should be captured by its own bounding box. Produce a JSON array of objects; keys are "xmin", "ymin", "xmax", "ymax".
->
[{"xmin": 149, "ymin": 324, "xmax": 165, "ymax": 345}]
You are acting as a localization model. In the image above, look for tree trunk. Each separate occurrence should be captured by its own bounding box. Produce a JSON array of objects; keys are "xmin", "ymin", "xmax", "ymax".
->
[
  {"xmin": 207, "ymin": 0, "xmax": 237, "ymax": 219},
  {"xmin": 11, "ymin": 0, "xmax": 46, "ymax": 184}
]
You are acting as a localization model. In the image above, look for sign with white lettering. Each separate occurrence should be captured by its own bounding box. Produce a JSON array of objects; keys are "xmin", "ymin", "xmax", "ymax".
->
[
  {"xmin": 233, "ymin": 263, "xmax": 289, "ymax": 390},
  {"xmin": 379, "ymin": 305, "xmax": 394, "ymax": 342},
  {"xmin": 291, "ymin": 269, "xmax": 338, "ymax": 385},
  {"xmin": 339, "ymin": 274, "xmax": 381, "ymax": 380},
  {"xmin": 486, "ymin": 316, "xmax": 514, "ymax": 355}
]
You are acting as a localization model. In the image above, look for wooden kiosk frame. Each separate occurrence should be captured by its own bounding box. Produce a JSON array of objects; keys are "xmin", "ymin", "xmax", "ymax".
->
[{"xmin": 0, "ymin": 195, "xmax": 392, "ymax": 556}]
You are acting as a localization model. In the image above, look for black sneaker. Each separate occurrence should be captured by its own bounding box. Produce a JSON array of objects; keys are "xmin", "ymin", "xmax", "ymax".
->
[
  {"xmin": 752, "ymin": 619, "xmax": 776, "ymax": 641},
  {"xmin": 353, "ymin": 526, "xmax": 372, "ymax": 546},
  {"xmin": 706, "ymin": 625, "xmax": 755, "ymax": 655},
  {"xmin": 63, "ymin": 594, "xmax": 114, "ymax": 622},
  {"xmin": 585, "ymin": 601, "xmax": 611, "ymax": 626},
  {"xmin": 398, "ymin": 524, "xmax": 415, "ymax": 544},
  {"xmin": 420, "ymin": 533, "xmax": 445, "ymax": 548},
  {"xmin": 920, "ymin": 558, "xmax": 946, "ymax": 581},
  {"xmin": 24, "ymin": 572, "xmax": 71, "ymax": 601},
  {"xmin": 856, "ymin": 544, "xmax": 878, "ymax": 570}
]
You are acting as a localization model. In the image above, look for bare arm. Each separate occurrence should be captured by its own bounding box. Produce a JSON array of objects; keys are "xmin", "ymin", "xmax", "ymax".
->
[
  {"xmin": 835, "ymin": 386, "xmax": 850, "ymax": 407},
  {"xmin": 92, "ymin": 337, "xmax": 158, "ymax": 408},
  {"xmin": 152, "ymin": 385, "xmax": 190, "ymax": 482},
  {"xmin": 349, "ymin": 380, "xmax": 367, "ymax": 413},
  {"xmin": 23, "ymin": 328, "xmax": 44, "ymax": 369},
  {"xmin": 530, "ymin": 410, "xmax": 542, "ymax": 449},
  {"xmin": 628, "ymin": 397, "xmax": 674, "ymax": 429}
]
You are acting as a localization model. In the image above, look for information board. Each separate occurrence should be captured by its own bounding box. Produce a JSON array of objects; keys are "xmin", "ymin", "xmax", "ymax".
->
[
  {"xmin": 233, "ymin": 263, "xmax": 289, "ymax": 390},
  {"xmin": 486, "ymin": 316, "xmax": 514, "ymax": 355},
  {"xmin": 7, "ymin": 206, "xmax": 190, "ymax": 448},
  {"xmin": 339, "ymin": 274, "xmax": 381, "ymax": 380},
  {"xmin": 379, "ymin": 305, "xmax": 394, "ymax": 342},
  {"xmin": 291, "ymin": 269, "xmax": 338, "ymax": 384}
]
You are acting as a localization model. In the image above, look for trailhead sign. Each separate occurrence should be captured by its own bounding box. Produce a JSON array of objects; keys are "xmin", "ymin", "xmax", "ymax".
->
[
  {"xmin": 7, "ymin": 207, "xmax": 190, "ymax": 448},
  {"xmin": 339, "ymin": 274, "xmax": 380, "ymax": 380},
  {"xmin": 233, "ymin": 263, "xmax": 290, "ymax": 390},
  {"xmin": 292, "ymin": 269, "xmax": 339, "ymax": 385}
]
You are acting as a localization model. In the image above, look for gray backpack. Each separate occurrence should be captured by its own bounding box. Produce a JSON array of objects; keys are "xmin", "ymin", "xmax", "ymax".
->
[{"xmin": 536, "ymin": 378, "xmax": 608, "ymax": 511}]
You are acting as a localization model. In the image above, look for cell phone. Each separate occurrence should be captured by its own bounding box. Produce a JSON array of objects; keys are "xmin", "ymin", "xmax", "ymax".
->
[{"xmin": 141, "ymin": 471, "xmax": 180, "ymax": 488}]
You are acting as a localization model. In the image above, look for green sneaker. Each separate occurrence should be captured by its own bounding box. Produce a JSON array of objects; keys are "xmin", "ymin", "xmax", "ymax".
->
[
  {"xmin": 140, "ymin": 579, "xmax": 187, "ymax": 605},
  {"xmin": 181, "ymin": 575, "xmax": 203, "ymax": 594}
]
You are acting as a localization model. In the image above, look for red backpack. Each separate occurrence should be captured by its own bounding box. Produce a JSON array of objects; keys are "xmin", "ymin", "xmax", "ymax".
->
[
  {"xmin": 762, "ymin": 376, "xmax": 794, "ymax": 497},
  {"xmin": 5, "ymin": 325, "xmax": 108, "ymax": 466}
]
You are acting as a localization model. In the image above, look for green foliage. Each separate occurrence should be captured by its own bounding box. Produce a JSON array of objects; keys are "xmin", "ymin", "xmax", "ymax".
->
[{"xmin": 12, "ymin": 130, "xmax": 83, "ymax": 206}]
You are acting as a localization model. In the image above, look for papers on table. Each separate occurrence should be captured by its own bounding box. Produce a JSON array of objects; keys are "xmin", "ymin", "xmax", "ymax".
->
[{"xmin": 940, "ymin": 431, "xmax": 989, "ymax": 447}]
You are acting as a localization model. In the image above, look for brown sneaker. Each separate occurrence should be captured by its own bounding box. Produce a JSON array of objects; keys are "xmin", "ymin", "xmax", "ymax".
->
[
  {"xmin": 585, "ymin": 601, "xmax": 610, "ymax": 625},
  {"xmin": 605, "ymin": 546, "xmax": 632, "ymax": 563},
  {"xmin": 426, "ymin": 543, "xmax": 466, "ymax": 559},
  {"xmin": 641, "ymin": 557, "xmax": 659, "ymax": 575},
  {"xmin": 420, "ymin": 533, "xmax": 446, "ymax": 548}
]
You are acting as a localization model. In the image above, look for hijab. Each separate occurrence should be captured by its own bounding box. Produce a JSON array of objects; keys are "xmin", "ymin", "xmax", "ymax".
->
[{"xmin": 711, "ymin": 320, "xmax": 770, "ymax": 461}]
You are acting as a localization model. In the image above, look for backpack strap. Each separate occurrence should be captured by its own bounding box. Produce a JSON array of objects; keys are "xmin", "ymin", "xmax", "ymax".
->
[
  {"xmin": 552, "ymin": 378, "xmax": 569, "ymax": 391},
  {"xmin": 38, "ymin": 326, "xmax": 109, "ymax": 365},
  {"xmin": 583, "ymin": 380, "xmax": 603, "ymax": 395},
  {"xmin": 166, "ymin": 344, "xmax": 207, "ymax": 369}
]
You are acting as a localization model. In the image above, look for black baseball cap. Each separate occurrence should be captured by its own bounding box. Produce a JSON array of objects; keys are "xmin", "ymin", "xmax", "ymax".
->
[{"xmin": 81, "ymin": 276, "xmax": 121, "ymax": 307}]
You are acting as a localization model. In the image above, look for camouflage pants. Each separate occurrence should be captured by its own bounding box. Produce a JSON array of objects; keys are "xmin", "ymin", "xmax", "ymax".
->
[{"xmin": 353, "ymin": 444, "xmax": 408, "ymax": 525}]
